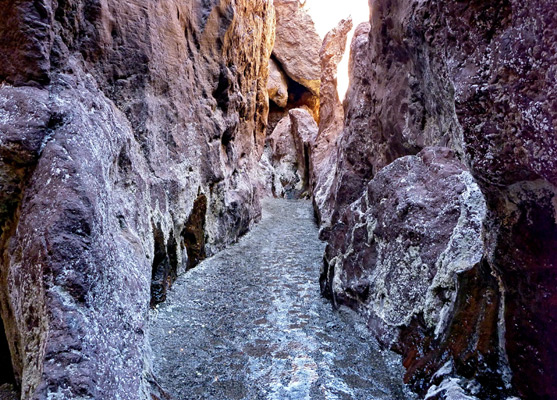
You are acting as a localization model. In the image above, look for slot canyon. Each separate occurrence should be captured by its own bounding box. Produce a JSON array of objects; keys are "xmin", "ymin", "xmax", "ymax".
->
[{"xmin": 0, "ymin": 0, "xmax": 555, "ymax": 399}]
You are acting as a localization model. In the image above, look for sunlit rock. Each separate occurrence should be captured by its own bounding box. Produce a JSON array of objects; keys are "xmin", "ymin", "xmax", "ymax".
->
[
  {"xmin": 272, "ymin": 0, "xmax": 322, "ymax": 96},
  {"xmin": 311, "ymin": 17, "xmax": 353, "ymax": 227},
  {"xmin": 267, "ymin": 57, "xmax": 289, "ymax": 108}
]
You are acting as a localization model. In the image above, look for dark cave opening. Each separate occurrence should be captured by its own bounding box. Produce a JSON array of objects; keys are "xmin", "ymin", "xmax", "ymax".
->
[
  {"xmin": 182, "ymin": 194, "xmax": 207, "ymax": 271},
  {"xmin": 150, "ymin": 224, "xmax": 178, "ymax": 307},
  {"xmin": 0, "ymin": 315, "xmax": 15, "ymax": 385}
]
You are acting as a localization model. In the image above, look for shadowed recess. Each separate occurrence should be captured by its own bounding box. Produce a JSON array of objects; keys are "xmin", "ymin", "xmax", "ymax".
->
[{"xmin": 0, "ymin": 315, "xmax": 15, "ymax": 385}]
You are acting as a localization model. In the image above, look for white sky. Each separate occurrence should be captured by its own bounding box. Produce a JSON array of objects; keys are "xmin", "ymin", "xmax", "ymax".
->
[{"xmin": 303, "ymin": 0, "xmax": 370, "ymax": 100}]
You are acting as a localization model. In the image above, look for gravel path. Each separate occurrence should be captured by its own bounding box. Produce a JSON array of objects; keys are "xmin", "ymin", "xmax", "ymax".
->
[{"xmin": 149, "ymin": 198, "xmax": 414, "ymax": 400}]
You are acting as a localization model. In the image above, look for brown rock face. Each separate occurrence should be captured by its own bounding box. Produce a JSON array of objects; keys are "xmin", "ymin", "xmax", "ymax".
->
[
  {"xmin": 272, "ymin": 0, "xmax": 322, "ymax": 96},
  {"xmin": 264, "ymin": 0, "xmax": 321, "ymax": 142},
  {"xmin": 323, "ymin": 0, "xmax": 557, "ymax": 398},
  {"xmin": 267, "ymin": 57, "xmax": 289, "ymax": 108},
  {"xmin": 311, "ymin": 17, "xmax": 353, "ymax": 226},
  {"xmin": 0, "ymin": 0, "xmax": 274, "ymax": 398}
]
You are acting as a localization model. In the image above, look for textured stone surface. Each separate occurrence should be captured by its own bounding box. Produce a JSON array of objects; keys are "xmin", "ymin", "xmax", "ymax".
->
[
  {"xmin": 0, "ymin": 0, "xmax": 54, "ymax": 85},
  {"xmin": 151, "ymin": 198, "xmax": 415, "ymax": 400},
  {"xmin": 321, "ymin": 148, "xmax": 498, "ymax": 396},
  {"xmin": 323, "ymin": 0, "xmax": 557, "ymax": 398},
  {"xmin": 311, "ymin": 17, "xmax": 352, "ymax": 226},
  {"xmin": 323, "ymin": 148, "xmax": 486, "ymax": 330},
  {"xmin": 272, "ymin": 0, "xmax": 322, "ymax": 96},
  {"xmin": 0, "ymin": 0, "xmax": 275, "ymax": 398},
  {"xmin": 326, "ymin": 0, "xmax": 463, "ymax": 224},
  {"xmin": 263, "ymin": 108, "xmax": 317, "ymax": 198},
  {"xmin": 267, "ymin": 57, "xmax": 289, "ymax": 108},
  {"xmin": 436, "ymin": 1, "xmax": 557, "ymax": 398},
  {"xmin": 0, "ymin": 384, "xmax": 17, "ymax": 400}
]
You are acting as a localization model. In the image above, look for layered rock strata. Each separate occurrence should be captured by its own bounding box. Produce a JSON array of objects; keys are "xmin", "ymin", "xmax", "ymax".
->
[
  {"xmin": 0, "ymin": 0, "xmax": 275, "ymax": 398},
  {"xmin": 321, "ymin": 0, "xmax": 557, "ymax": 399}
]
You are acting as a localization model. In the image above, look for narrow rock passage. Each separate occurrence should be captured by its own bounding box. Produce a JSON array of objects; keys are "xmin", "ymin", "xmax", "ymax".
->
[{"xmin": 150, "ymin": 199, "xmax": 414, "ymax": 400}]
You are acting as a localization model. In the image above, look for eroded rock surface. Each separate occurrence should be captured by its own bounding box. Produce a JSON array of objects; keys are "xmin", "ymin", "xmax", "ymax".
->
[
  {"xmin": 323, "ymin": 0, "xmax": 557, "ymax": 398},
  {"xmin": 322, "ymin": 148, "xmax": 501, "ymax": 397},
  {"xmin": 151, "ymin": 198, "xmax": 415, "ymax": 400},
  {"xmin": 272, "ymin": 0, "xmax": 322, "ymax": 96},
  {"xmin": 0, "ymin": 0, "xmax": 274, "ymax": 398},
  {"xmin": 443, "ymin": 1, "xmax": 557, "ymax": 397},
  {"xmin": 267, "ymin": 58, "xmax": 289, "ymax": 108},
  {"xmin": 263, "ymin": 108, "xmax": 317, "ymax": 198},
  {"xmin": 311, "ymin": 17, "xmax": 353, "ymax": 226}
]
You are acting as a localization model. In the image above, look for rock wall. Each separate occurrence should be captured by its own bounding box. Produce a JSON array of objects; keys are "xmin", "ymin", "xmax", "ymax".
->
[
  {"xmin": 443, "ymin": 1, "xmax": 557, "ymax": 398},
  {"xmin": 262, "ymin": 108, "xmax": 317, "ymax": 198},
  {"xmin": 311, "ymin": 17, "xmax": 352, "ymax": 227},
  {"xmin": 261, "ymin": 0, "xmax": 322, "ymax": 199},
  {"xmin": 266, "ymin": 0, "xmax": 321, "ymax": 129},
  {"xmin": 0, "ymin": 0, "xmax": 275, "ymax": 398},
  {"xmin": 321, "ymin": 0, "xmax": 557, "ymax": 399}
]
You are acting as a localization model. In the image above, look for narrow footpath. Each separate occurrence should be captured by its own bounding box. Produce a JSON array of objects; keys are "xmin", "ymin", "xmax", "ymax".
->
[{"xmin": 150, "ymin": 198, "xmax": 414, "ymax": 400}]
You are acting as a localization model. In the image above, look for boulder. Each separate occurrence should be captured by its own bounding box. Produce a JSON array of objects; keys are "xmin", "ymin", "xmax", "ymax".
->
[
  {"xmin": 272, "ymin": 0, "xmax": 322, "ymax": 96},
  {"xmin": 322, "ymin": 148, "xmax": 494, "ymax": 397},
  {"xmin": 267, "ymin": 57, "xmax": 289, "ymax": 108}
]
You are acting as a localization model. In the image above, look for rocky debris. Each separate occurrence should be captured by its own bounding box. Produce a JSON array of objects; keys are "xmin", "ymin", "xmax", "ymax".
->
[
  {"xmin": 0, "ymin": 0, "xmax": 275, "ymax": 398},
  {"xmin": 263, "ymin": 108, "xmax": 317, "ymax": 198},
  {"xmin": 311, "ymin": 17, "xmax": 353, "ymax": 227},
  {"xmin": 272, "ymin": 0, "xmax": 322, "ymax": 96},
  {"xmin": 322, "ymin": 0, "xmax": 557, "ymax": 398},
  {"xmin": 267, "ymin": 58, "xmax": 289, "ymax": 108}
]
